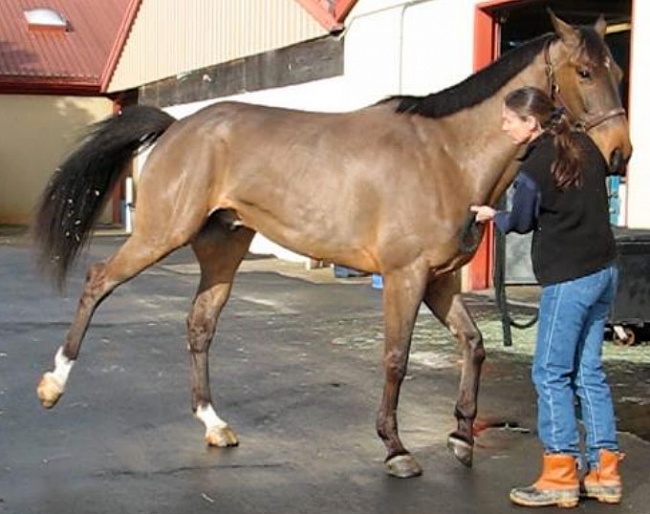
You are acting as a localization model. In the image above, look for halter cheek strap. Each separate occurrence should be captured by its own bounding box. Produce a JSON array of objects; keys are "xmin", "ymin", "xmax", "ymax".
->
[{"xmin": 544, "ymin": 40, "xmax": 626, "ymax": 132}]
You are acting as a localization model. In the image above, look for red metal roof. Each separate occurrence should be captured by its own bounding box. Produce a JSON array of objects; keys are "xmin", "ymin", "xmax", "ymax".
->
[
  {"xmin": 0, "ymin": 0, "xmax": 139, "ymax": 94},
  {"xmin": 0, "ymin": 0, "xmax": 356, "ymax": 95}
]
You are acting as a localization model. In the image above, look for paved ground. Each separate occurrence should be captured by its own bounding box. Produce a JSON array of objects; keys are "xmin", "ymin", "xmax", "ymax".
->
[{"xmin": 1, "ymin": 234, "xmax": 649, "ymax": 514}]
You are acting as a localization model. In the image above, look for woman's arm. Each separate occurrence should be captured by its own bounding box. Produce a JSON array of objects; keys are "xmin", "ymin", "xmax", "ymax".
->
[{"xmin": 470, "ymin": 173, "xmax": 540, "ymax": 234}]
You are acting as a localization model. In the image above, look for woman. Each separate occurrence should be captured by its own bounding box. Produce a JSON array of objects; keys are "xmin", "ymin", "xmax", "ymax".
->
[{"xmin": 471, "ymin": 86, "xmax": 623, "ymax": 508}]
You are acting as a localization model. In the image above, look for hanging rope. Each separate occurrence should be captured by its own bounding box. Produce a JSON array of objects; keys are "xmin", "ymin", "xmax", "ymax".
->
[
  {"xmin": 492, "ymin": 199, "xmax": 539, "ymax": 347},
  {"xmin": 459, "ymin": 208, "xmax": 538, "ymax": 346}
]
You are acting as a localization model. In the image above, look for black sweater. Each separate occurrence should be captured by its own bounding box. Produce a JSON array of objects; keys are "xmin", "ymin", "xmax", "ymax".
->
[{"xmin": 494, "ymin": 131, "xmax": 616, "ymax": 286}]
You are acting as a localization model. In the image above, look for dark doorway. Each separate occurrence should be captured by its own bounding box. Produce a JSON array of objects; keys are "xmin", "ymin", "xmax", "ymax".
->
[
  {"xmin": 487, "ymin": 0, "xmax": 632, "ymax": 284},
  {"xmin": 495, "ymin": 0, "xmax": 632, "ymax": 108}
]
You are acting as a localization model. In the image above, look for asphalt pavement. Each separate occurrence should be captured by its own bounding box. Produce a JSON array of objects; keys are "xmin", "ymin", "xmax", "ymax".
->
[{"xmin": 1, "ymin": 234, "xmax": 649, "ymax": 514}]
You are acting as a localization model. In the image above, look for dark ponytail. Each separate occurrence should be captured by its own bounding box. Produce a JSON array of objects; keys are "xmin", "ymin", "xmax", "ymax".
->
[{"xmin": 504, "ymin": 87, "xmax": 584, "ymax": 190}]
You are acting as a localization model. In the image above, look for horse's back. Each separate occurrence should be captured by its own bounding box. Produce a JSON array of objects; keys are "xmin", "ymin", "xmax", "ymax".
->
[{"xmin": 139, "ymin": 99, "xmax": 467, "ymax": 272}]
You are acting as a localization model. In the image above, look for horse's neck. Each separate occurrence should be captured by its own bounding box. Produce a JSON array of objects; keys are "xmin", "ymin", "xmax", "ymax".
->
[{"xmin": 454, "ymin": 57, "xmax": 549, "ymax": 205}]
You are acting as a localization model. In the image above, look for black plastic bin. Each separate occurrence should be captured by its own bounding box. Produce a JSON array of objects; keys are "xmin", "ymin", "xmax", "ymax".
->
[{"xmin": 608, "ymin": 227, "xmax": 650, "ymax": 344}]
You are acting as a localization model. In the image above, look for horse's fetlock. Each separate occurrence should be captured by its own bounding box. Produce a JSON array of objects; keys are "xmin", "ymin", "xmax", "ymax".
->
[
  {"xmin": 454, "ymin": 405, "xmax": 476, "ymax": 423},
  {"xmin": 188, "ymin": 341, "xmax": 209, "ymax": 354},
  {"xmin": 376, "ymin": 412, "xmax": 395, "ymax": 441}
]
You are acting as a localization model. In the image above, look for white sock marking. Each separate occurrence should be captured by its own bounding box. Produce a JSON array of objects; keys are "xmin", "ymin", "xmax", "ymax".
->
[
  {"xmin": 51, "ymin": 346, "xmax": 74, "ymax": 389},
  {"xmin": 196, "ymin": 404, "xmax": 227, "ymax": 432}
]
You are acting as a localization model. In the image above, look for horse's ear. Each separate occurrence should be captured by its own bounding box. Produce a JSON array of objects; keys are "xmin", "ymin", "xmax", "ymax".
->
[
  {"xmin": 594, "ymin": 14, "xmax": 607, "ymax": 37},
  {"xmin": 548, "ymin": 8, "xmax": 580, "ymax": 47}
]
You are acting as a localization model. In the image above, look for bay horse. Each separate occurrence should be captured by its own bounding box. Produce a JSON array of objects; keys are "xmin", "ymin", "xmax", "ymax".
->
[{"xmin": 33, "ymin": 12, "xmax": 631, "ymax": 479}]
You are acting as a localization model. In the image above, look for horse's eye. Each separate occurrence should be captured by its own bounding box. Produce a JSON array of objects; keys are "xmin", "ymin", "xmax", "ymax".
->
[{"xmin": 578, "ymin": 68, "xmax": 591, "ymax": 79}]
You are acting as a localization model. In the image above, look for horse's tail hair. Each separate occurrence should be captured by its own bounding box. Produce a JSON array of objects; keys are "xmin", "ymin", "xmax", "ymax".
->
[{"xmin": 32, "ymin": 105, "xmax": 176, "ymax": 289}]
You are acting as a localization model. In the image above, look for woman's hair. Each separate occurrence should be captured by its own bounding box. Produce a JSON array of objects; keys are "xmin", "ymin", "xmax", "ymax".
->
[{"xmin": 504, "ymin": 86, "xmax": 584, "ymax": 189}]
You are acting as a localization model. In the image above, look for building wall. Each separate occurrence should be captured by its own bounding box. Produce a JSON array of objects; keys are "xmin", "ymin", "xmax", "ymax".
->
[
  {"xmin": 0, "ymin": 95, "xmax": 113, "ymax": 224},
  {"xmin": 626, "ymin": 0, "xmax": 649, "ymax": 228},
  {"xmin": 344, "ymin": 0, "xmax": 475, "ymax": 105},
  {"xmin": 107, "ymin": 0, "xmax": 328, "ymax": 93}
]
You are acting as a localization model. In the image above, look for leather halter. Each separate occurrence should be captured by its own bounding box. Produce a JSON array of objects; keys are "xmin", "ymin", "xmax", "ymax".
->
[{"xmin": 543, "ymin": 40, "xmax": 626, "ymax": 132}]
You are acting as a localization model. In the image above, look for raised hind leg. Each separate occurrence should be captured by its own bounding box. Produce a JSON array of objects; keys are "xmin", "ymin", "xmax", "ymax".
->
[
  {"xmin": 37, "ymin": 233, "xmax": 188, "ymax": 408},
  {"xmin": 423, "ymin": 271, "xmax": 485, "ymax": 467},
  {"xmin": 187, "ymin": 220, "xmax": 254, "ymax": 447},
  {"xmin": 376, "ymin": 262, "xmax": 429, "ymax": 478}
]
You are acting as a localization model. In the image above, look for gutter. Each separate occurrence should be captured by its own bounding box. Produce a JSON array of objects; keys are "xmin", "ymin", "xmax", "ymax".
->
[{"xmin": 0, "ymin": 79, "xmax": 101, "ymax": 96}]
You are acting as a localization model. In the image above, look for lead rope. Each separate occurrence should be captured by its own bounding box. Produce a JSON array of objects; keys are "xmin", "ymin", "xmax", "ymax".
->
[
  {"xmin": 493, "ymin": 197, "xmax": 539, "ymax": 347},
  {"xmin": 458, "ymin": 209, "xmax": 538, "ymax": 346}
]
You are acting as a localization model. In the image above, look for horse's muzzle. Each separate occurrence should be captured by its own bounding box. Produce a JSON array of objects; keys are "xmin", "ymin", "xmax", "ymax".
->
[{"xmin": 609, "ymin": 147, "xmax": 631, "ymax": 177}]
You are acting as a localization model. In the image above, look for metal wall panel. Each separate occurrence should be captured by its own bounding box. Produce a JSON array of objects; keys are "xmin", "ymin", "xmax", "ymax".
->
[{"xmin": 107, "ymin": 0, "xmax": 327, "ymax": 93}]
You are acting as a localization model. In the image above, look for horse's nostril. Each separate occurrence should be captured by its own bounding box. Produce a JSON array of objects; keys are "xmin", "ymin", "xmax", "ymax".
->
[{"xmin": 609, "ymin": 148, "xmax": 626, "ymax": 176}]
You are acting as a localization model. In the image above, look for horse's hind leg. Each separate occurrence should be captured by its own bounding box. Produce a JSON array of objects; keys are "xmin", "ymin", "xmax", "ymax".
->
[
  {"xmin": 37, "ymin": 233, "xmax": 186, "ymax": 408},
  {"xmin": 423, "ymin": 272, "xmax": 485, "ymax": 467},
  {"xmin": 187, "ymin": 221, "xmax": 254, "ymax": 447}
]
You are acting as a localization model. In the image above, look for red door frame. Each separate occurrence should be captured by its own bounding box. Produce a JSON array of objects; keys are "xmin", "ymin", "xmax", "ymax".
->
[
  {"xmin": 467, "ymin": 0, "xmax": 525, "ymax": 290},
  {"xmin": 469, "ymin": 0, "xmax": 635, "ymax": 289}
]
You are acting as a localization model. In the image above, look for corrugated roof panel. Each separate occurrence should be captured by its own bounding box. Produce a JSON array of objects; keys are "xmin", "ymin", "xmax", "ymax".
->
[
  {"xmin": 107, "ymin": 0, "xmax": 328, "ymax": 93},
  {"xmin": 0, "ymin": 0, "xmax": 133, "ymax": 89}
]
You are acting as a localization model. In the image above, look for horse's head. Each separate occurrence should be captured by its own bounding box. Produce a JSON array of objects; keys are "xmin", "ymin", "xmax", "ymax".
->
[{"xmin": 547, "ymin": 11, "xmax": 632, "ymax": 174}]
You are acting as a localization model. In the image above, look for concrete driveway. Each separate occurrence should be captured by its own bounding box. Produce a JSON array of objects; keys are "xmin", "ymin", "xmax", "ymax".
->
[{"xmin": 1, "ymin": 234, "xmax": 649, "ymax": 514}]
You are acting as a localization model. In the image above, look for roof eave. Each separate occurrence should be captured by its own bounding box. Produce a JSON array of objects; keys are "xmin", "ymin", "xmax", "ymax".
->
[{"xmin": 0, "ymin": 78, "xmax": 102, "ymax": 96}]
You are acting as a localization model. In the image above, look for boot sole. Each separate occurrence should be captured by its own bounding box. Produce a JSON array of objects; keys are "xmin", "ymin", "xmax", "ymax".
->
[
  {"xmin": 584, "ymin": 493, "xmax": 622, "ymax": 504},
  {"xmin": 582, "ymin": 485, "xmax": 622, "ymax": 504},
  {"xmin": 510, "ymin": 492, "xmax": 579, "ymax": 508}
]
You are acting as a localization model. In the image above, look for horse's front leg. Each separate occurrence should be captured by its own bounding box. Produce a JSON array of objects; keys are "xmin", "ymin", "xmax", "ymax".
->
[
  {"xmin": 423, "ymin": 272, "xmax": 485, "ymax": 467},
  {"xmin": 376, "ymin": 263, "xmax": 428, "ymax": 478}
]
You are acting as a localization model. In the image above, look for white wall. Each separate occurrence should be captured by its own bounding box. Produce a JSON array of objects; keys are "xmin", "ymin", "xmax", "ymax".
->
[
  {"xmin": 625, "ymin": 0, "xmax": 650, "ymax": 228},
  {"xmin": 345, "ymin": 0, "xmax": 476, "ymax": 99}
]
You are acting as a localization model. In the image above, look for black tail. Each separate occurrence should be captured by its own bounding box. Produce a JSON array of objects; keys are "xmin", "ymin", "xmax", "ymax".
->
[{"xmin": 32, "ymin": 105, "xmax": 176, "ymax": 288}]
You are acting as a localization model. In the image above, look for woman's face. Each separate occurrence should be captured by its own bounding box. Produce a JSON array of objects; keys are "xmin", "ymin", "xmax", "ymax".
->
[{"xmin": 501, "ymin": 105, "xmax": 540, "ymax": 145}]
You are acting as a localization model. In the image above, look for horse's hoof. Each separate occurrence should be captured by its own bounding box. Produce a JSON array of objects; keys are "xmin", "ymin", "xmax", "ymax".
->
[
  {"xmin": 447, "ymin": 434, "xmax": 473, "ymax": 467},
  {"xmin": 37, "ymin": 373, "xmax": 64, "ymax": 409},
  {"xmin": 205, "ymin": 425, "xmax": 239, "ymax": 447},
  {"xmin": 385, "ymin": 453, "xmax": 423, "ymax": 478}
]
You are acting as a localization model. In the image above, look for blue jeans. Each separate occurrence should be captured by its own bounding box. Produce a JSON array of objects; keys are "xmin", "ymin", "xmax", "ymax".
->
[{"xmin": 532, "ymin": 264, "xmax": 619, "ymax": 468}]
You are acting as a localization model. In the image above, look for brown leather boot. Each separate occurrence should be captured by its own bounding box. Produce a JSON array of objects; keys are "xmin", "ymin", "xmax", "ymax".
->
[
  {"xmin": 510, "ymin": 454, "xmax": 580, "ymax": 508},
  {"xmin": 582, "ymin": 449, "xmax": 623, "ymax": 504}
]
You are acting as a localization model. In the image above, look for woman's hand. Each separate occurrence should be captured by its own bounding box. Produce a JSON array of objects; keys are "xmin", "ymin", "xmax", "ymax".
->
[{"xmin": 470, "ymin": 205, "xmax": 497, "ymax": 223}]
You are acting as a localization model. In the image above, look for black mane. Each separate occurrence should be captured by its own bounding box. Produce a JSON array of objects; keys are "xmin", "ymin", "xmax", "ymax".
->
[{"xmin": 380, "ymin": 33, "xmax": 556, "ymax": 118}]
